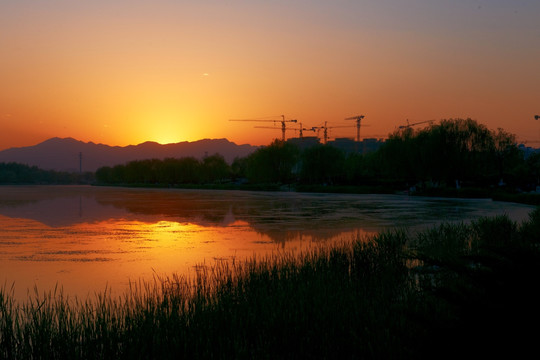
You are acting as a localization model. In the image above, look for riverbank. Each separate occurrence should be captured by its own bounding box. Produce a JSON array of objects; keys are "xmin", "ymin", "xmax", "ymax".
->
[
  {"xmin": 2, "ymin": 209, "xmax": 539, "ymax": 359},
  {"xmin": 93, "ymin": 181, "xmax": 540, "ymax": 206},
  {"xmin": 411, "ymin": 186, "xmax": 540, "ymax": 206}
]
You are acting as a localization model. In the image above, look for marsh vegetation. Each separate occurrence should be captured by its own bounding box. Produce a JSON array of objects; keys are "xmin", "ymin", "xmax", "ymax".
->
[{"xmin": 2, "ymin": 209, "xmax": 539, "ymax": 359}]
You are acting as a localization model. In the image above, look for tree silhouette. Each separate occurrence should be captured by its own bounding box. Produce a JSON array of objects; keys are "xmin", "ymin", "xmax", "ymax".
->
[
  {"xmin": 300, "ymin": 144, "xmax": 345, "ymax": 184},
  {"xmin": 246, "ymin": 140, "xmax": 299, "ymax": 183}
]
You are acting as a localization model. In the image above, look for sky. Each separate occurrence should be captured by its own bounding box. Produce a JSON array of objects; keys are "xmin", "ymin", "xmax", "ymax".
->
[{"xmin": 1, "ymin": 0, "xmax": 539, "ymax": 150}]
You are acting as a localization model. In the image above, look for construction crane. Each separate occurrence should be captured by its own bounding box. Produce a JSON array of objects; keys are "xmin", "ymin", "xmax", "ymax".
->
[
  {"xmin": 312, "ymin": 122, "xmax": 355, "ymax": 144},
  {"xmin": 259, "ymin": 122, "xmax": 315, "ymax": 139},
  {"xmin": 229, "ymin": 115, "xmax": 297, "ymax": 141},
  {"xmin": 295, "ymin": 122, "xmax": 316, "ymax": 139},
  {"xmin": 344, "ymin": 115, "xmax": 365, "ymax": 142},
  {"xmin": 398, "ymin": 119, "xmax": 435, "ymax": 129}
]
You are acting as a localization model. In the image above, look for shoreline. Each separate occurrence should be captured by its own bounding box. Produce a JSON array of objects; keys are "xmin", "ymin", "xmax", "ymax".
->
[
  {"xmin": 90, "ymin": 182, "xmax": 540, "ymax": 206},
  {"xmin": 4, "ymin": 181, "xmax": 540, "ymax": 206}
]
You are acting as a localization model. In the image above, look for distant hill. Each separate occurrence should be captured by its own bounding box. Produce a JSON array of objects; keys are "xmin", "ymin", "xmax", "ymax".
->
[{"xmin": 0, "ymin": 138, "xmax": 259, "ymax": 172}]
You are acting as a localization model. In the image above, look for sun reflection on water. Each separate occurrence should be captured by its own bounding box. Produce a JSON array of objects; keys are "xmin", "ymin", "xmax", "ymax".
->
[{"xmin": 2, "ymin": 215, "xmax": 358, "ymax": 302}]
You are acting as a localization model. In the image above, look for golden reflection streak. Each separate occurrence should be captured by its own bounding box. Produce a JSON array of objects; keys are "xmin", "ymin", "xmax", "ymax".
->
[{"xmin": 0, "ymin": 215, "xmax": 374, "ymax": 302}]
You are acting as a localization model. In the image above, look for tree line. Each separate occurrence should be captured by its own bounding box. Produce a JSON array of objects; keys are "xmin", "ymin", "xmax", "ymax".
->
[
  {"xmin": 95, "ymin": 154, "xmax": 231, "ymax": 185},
  {"xmin": 0, "ymin": 162, "xmax": 94, "ymax": 184},
  {"xmin": 93, "ymin": 118, "xmax": 540, "ymax": 192}
]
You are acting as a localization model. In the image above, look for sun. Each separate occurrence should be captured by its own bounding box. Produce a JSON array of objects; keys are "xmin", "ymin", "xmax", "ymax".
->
[
  {"xmin": 153, "ymin": 132, "xmax": 181, "ymax": 145},
  {"xmin": 131, "ymin": 105, "xmax": 208, "ymax": 145},
  {"xmin": 151, "ymin": 128, "xmax": 187, "ymax": 145},
  {"xmin": 142, "ymin": 115, "xmax": 190, "ymax": 145}
]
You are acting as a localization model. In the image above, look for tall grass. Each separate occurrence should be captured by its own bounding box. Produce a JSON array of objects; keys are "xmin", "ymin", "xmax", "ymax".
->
[{"xmin": 2, "ymin": 209, "xmax": 540, "ymax": 359}]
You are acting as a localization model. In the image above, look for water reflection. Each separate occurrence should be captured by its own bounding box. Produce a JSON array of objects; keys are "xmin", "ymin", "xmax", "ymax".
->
[
  {"xmin": 1, "ymin": 185, "xmax": 534, "ymax": 241},
  {"xmin": 0, "ymin": 185, "xmax": 534, "ymax": 301}
]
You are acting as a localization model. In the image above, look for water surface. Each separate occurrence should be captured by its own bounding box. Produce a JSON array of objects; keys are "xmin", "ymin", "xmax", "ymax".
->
[{"xmin": 0, "ymin": 185, "xmax": 534, "ymax": 302}]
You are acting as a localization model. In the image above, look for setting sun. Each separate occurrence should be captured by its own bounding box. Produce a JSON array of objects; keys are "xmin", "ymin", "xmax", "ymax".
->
[{"xmin": 142, "ymin": 117, "xmax": 188, "ymax": 145}]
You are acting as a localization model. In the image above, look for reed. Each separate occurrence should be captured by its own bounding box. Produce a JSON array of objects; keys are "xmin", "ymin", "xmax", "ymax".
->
[{"xmin": 1, "ymin": 209, "xmax": 540, "ymax": 359}]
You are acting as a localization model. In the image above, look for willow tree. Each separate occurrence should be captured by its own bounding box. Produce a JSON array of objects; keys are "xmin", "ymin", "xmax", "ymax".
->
[
  {"xmin": 299, "ymin": 144, "xmax": 345, "ymax": 184},
  {"xmin": 246, "ymin": 140, "xmax": 299, "ymax": 183},
  {"xmin": 377, "ymin": 118, "xmax": 521, "ymax": 187}
]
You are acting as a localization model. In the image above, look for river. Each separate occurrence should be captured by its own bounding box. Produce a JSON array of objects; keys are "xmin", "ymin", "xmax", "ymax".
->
[{"xmin": 0, "ymin": 185, "xmax": 534, "ymax": 302}]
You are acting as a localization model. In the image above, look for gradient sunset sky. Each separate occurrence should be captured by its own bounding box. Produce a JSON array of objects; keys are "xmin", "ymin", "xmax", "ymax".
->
[{"xmin": 1, "ymin": 0, "xmax": 539, "ymax": 150}]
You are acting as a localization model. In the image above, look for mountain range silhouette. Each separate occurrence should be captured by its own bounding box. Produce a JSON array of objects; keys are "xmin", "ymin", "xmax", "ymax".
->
[{"xmin": 0, "ymin": 137, "xmax": 259, "ymax": 172}]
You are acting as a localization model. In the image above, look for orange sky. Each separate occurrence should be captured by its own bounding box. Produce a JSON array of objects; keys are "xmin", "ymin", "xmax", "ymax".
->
[{"xmin": 1, "ymin": 0, "xmax": 539, "ymax": 151}]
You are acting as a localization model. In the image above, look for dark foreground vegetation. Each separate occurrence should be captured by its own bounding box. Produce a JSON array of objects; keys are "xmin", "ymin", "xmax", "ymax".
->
[{"xmin": 2, "ymin": 209, "xmax": 540, "ymax": 359}]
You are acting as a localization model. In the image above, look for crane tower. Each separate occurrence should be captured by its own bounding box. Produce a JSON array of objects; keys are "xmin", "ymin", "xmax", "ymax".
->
[
  {"xmin": 344, "ymin": 115, "xmax": 365, "ymax": 142},
  {"xmin": 312, "ymin": 122, "xmax": 354, "ymax": 144},
  {"xmin": 229, "ymin": 115, "xmax": 297, "ymax": 141}
]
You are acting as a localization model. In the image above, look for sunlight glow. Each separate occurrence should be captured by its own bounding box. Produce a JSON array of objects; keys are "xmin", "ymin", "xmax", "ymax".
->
[{"xmin": 1, "ymin": 1, "xmax": 539, "ymax": 150}]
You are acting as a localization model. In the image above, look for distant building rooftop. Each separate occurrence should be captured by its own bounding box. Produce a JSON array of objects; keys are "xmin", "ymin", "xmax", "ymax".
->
[
  {"xmin": 287, "ymin": 136, "xmax": 386, "ymax": 154},
  {"xmin": 287, "ymin": 136, "xmax": 320, "ymax": 150}
]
